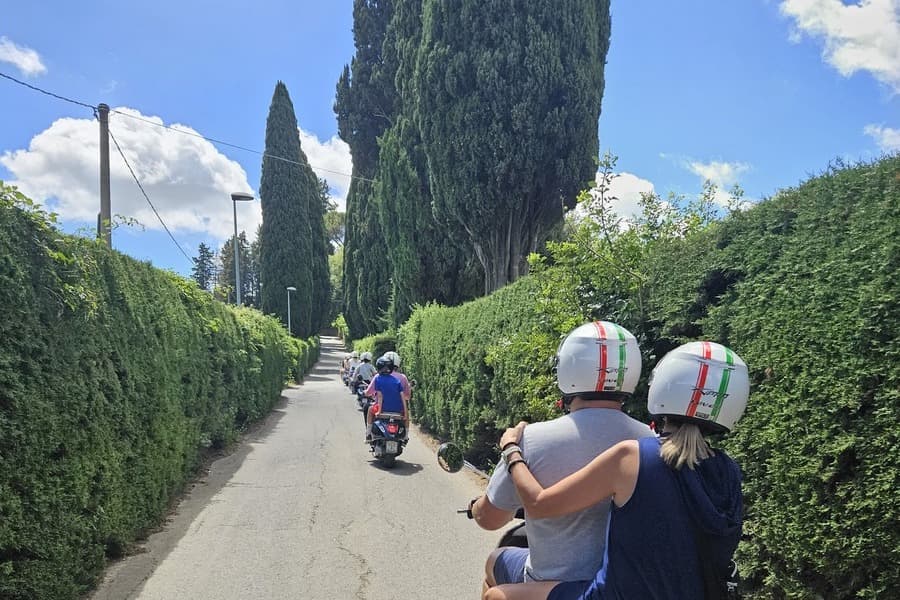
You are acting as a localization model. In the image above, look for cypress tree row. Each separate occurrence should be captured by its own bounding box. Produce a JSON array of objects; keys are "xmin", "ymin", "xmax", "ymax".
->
[
  {"xmin": 334, "ymin": 0, "xmax": 397, "ymax": 339},
  {"xmin": 414, "ymin": 0, "xmax": 612, "ymax": 293},
  {"xmin": 259, "ymin": 81, "xmax": 330, "ymax": 337}
]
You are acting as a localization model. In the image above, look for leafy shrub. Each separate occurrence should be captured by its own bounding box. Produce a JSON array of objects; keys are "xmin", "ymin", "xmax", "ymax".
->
[{"xmin": 0, "ymin": 183, "xmax": 318, "ymax": 599}]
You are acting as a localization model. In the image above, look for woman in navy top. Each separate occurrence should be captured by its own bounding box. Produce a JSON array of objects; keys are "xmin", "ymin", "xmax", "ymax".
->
[{"xmin": 486, "ymin": 341, "xmax": 749, "ymax": 600}]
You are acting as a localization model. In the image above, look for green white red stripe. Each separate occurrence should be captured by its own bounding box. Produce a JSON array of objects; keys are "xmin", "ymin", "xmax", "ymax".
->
[
  {"xmin": 593, "ymin": 321, "xmax": 608, "ymax": 392},
  {"xmin": 593, "ymin": 321, "xmax": 628, "ymax": 392},
  {"xmin": 685, "ymin": 341, "xmax": 712, "ymax": 417},
  {"xmin": 709, "ymin": 346, "xmax": 735, "ymax": 421}
]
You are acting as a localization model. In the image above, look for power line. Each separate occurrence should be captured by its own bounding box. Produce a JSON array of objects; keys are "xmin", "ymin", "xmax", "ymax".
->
[
  {"xmin": 108, "ymin": 126, "xmax": 194, "ymax": 264},
  {"xmin": 108, "ymin": 109, "xmax": 373, "ymax": 183},
  {"xmin": 0, "ymin": 69, "xmax": 368, "ymax": 183},
  {"xmin": 0, "ymin": 71, "xmax": 96, "ymax": 112}
]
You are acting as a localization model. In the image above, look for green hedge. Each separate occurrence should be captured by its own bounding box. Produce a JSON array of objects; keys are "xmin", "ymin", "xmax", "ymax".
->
[
  {"xmin": 0, "ymin": 184, "xmax": 318, "ymax": 599},
  {"xmin": 398, "ymin": 278, "xmax": 550, "ymax": 465},
  {"xmin": 352, "ymin": 330, "xmax": 398, "ymax": 360},
  {"xmin": 395, "ymin": 156, "xmax": 899, "ymax": 598}
]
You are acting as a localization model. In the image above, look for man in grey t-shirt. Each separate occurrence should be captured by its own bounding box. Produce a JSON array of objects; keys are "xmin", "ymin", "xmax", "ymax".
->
[{"xmin": 469, "ymin": 321, "xmax": 655, "ymax": 590}]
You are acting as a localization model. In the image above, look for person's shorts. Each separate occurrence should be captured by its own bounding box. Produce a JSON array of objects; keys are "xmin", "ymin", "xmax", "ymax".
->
[
  {"xmin": 492, "ymin": 547, "xmax": 529, "ymax": 585},
  {"xmin": 546, "ymin": 580, "xmax": 595, "ymax": 600}
]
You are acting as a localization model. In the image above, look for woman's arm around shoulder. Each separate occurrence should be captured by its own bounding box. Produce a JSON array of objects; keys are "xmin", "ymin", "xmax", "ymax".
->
[{"xmin": 510, "ymin": 439, "xmax": 640, "ymax": 520}]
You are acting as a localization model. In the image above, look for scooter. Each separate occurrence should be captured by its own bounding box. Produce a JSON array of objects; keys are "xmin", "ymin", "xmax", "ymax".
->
[
  {"xmin": 438, "ymin": 442, "xmax": 528, "ymax": 548},
  {"xmin": 367, "ymin": 412, "xmax": 407, "ymax": 468},
  {"xmin": 353, "ymin": 378, "xmax": 371, "ymax": 410}
]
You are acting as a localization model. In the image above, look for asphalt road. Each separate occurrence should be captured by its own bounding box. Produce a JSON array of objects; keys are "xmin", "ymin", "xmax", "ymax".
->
[{"xmin": 91, "ymin": 336, "xmax": 497, "ymax": 600}]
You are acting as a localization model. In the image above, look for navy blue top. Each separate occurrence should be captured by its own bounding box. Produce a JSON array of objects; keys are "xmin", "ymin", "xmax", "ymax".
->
[
  {"xmin": 372, "ymin": 373, "xmax": 404, "ymax": 414},
  {"xmin": 582, "ymin": 436, "xmax": 743, "ymax": 600}
]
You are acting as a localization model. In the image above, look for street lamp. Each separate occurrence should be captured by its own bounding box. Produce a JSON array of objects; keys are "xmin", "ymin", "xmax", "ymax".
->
[
  {"xmin": 286, "ymin": 286, "xmax": 297, "ymax": 335},
  {"xmin": 230, "ymin": 192, "xmax": 254, "ymax": 305}
]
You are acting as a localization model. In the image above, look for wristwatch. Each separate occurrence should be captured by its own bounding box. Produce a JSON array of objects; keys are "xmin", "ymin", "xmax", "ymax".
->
[{"xmin": 501, "ymin": 444, "xmax": 523, "ymax": 465}]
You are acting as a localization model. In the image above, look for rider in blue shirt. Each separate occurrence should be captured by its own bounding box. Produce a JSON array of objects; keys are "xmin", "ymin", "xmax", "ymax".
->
[{"xmin": 364, "ymin": 355, "xmax": 408, "ymax": 441}]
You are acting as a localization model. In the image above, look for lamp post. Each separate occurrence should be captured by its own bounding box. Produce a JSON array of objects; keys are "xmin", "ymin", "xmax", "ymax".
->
[
  {"xmin": 286, "ymin": 286, "xmax": 297, "ymax": 335},
  {"xmin": 230, "ymin": 192, "xmax": 254, "ymax": 304}
]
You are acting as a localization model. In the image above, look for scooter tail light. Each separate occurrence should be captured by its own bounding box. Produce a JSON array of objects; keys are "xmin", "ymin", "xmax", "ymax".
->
[{"xmin": 387, "ymin": 423, "xmax": 399, "ymax": 434}]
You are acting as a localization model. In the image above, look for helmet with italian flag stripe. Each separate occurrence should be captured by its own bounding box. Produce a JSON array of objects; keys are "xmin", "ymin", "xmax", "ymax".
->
[
  {"xmin": 648, "ymin": 341, "xmax": 749, "ymax": 433},
  {"xmin": 556, "ymin": 321, "xmax": 641, "ymax": 402}
]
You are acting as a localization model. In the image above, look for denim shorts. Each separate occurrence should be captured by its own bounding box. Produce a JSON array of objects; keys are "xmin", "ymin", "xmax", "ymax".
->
[{"xmin": 492, "ymin": 547, "xmax": 529, "ymax": 585}]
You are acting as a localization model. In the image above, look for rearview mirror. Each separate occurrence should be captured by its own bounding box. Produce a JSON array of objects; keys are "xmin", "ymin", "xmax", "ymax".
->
[{"xmin": 437, "ymin": 442, "xmax": 465, "ymax": 473}]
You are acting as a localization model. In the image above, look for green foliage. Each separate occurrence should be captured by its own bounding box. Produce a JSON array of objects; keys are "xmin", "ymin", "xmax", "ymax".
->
[
  {"xmin": 259, "ymin": 81, "xmax": 331, "ymax": 338},
  {"xmin": 352, "ymin": 330, "xmax": 398, "ymax": 360},
  {"xmin": 375, "ymin": 117, "xmax": 482, "ymax": 328},
  {"xmin": 398, "ymin": 279, "xmax": 552, "ymax": 465},
  {"xmin": 335, "ymin": 1, "xmax": 397, "ymax": 339},
  {"xmin": 0, "ymin": 183, "xmax": 318, "ymax": 599},
  {"xmin": 216, "ymin": 231, "xmax": 255, "ymax": 306},
  {"xmin": 414, "ymin": 0, "xmax": 612, "ymax": 292},
  {"xmin": 190, "ymin": 242, "xmax": 215, "ymax": 292}
]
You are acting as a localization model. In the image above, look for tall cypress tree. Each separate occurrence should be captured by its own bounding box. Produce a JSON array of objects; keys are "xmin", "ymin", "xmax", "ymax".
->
[
  {"xmin": 259, "ymin": 81, "xmax": 328, "ymax": 337},
  {"xmin": 375, "ymin": 0, "xmax": 481, "ymax": 325},
  {"xmin": 414, "ymin": 0, "xmax": 612, "ymax": 293},
  {"xmin": 335, "ymin": 0, "xmax": 396, "ymax": 339}
]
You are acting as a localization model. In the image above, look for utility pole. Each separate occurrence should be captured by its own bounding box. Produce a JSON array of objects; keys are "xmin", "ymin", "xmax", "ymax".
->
[{"xmin": 98, "ymin": 103, "xmax": 111, "ymax": 247}]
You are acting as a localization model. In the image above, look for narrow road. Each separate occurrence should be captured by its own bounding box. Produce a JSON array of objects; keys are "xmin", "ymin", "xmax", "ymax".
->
[{"xmin": 91, "ymin": 336, "xmax": 497, "ymax": 600}]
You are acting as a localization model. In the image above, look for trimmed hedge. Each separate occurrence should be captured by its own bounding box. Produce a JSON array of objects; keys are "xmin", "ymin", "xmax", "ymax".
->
[
  {"xmin": 352, "ymin": 330, "xmax": 398, "ymax": 360},
  {"xmin": 395, "ymin": 156, "xmax": 899, "ymax": 598},
  {"xmin": 0, "ymin": 184, "xmax": 318, "ymax": 599}
]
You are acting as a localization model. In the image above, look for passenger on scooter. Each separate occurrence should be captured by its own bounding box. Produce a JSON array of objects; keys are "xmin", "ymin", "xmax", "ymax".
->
[
  {"xmin": 364, "ymin": 355, "xmax": 409, "ymax": 442},
  {"xmin": 354, "ymin": 352, "xmax": 377, "ymax": 384},
  {"xmin": 340, "ymin": 353, "xmax": 351, "ymax": 384},
  {"xmin": 470, "ymin": 322, "xmax": 654, "ymax": 592},
  {"xmin": 346, "ymin": 351, "xmax": 361, "ymax": 388},
  {"xmin": 382, "ymin": 351, "xmax": 412, "ymax": 401},
  {"xmin": 487, "ymin": 341, "xmax": 749, "ymax": 600}
]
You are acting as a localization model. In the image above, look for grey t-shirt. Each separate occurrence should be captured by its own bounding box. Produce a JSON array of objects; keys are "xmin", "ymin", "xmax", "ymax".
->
[{"xmin": 486, "ymin": 408, "xmax": 655, "ymax": 582}]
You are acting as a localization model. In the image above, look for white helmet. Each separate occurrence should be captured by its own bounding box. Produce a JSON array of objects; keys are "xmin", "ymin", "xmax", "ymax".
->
[
  {"xmin": 360, "ymin": 351, "xmax": 373, "ymax": 362},
  {"xmin": 383, "ymin": 351, "xmax": 401, "ymax": 367},
  {"xmin": 556, "ymin": 321, "xmax": 641, "ymax": 400},
  {"xmin": 648, "ymin": 341, "xmax": 749, "ymax": 433},
  {"xmin": 351, "ymin": 351, "xmax": 359, "ymax": 359}
]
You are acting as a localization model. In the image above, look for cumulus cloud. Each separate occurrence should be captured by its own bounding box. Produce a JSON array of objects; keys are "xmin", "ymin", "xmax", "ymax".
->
[
  {"xmin": 605, "ymin": 172, "xmax": 657, "ymax": 220},
  {"xmin": 687, "ymin": 160, "xmax": 751, "ymax": 188},
  {"xmin": 572, "ymin": 171, "xmax": 657, "ymax": 225},
  {"xmin": 1, "ymin": 108, "xmax": 256, "ymax": 242},
  {"xmin": 864, "ymin": 124, "xmax": 900, "ymax": 151},
  {"xmin": 298, "ymin": 127, "xmax": 352, "ymax": 211},
  {"xmin": 658, "ymin": 156, "xmax": 752, "ymax": 207},
  {"xmin": 0, "ymin": 36, "xmax": 47, "ymax": 76},
  {"xmin": 780, "ymin": 0, "xmax": 900, "ymax": 93}
]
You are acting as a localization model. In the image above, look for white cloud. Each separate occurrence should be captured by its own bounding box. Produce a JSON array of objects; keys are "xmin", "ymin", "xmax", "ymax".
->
[
  {"xmin": 606, "ymin": 172, "xmax": 657, "ymax": 220},
  {"xmin": 1, "ymin": 108, "xmax": 256, "ymax": 243},
  {"xmin": 780, "ymin": 0, "xmax": 900, "ymax": 93},
  {"xmin": 687, "ymin": 160, "xmax": 751, "ymax": 188},
  {"xmin": 864, "ymin": 124, "xmax": 900, "ymax": 151},
  {"xmin": 0, "ymin": 36, "xmax": 47, "ymax": 76},
  {"xmin": 663, "ymin": 159, "xmax": 753, "ymax": 207},
  {"xmin": 298, "ymin": 127, "xmax": 352, "ymax": 211},
  {"xmin": 572, "ymin": 171, "xmax": 657, "ymax": 225}
]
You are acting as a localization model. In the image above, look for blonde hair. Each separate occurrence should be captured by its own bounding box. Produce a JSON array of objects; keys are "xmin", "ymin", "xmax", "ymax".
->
[{"xmin": 660, "ymin": 422, "xmax": 713, "ymax": 470}]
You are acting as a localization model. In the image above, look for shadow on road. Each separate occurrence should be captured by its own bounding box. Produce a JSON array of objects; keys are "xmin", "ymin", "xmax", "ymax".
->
[{"xmin": 367, "ymin": 460, "xmax": 424, "ymax": 475}]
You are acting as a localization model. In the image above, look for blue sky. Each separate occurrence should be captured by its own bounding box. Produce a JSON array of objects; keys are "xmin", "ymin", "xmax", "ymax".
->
[{"xmin": 1, "ymin": 1, "xmax": 898, "ymax": 277}]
